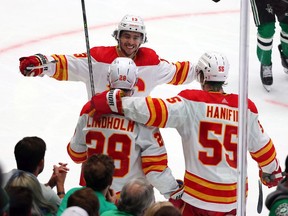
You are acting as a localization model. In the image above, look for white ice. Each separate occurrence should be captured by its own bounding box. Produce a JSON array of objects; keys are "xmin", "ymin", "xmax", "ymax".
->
[{"xmin": 1, "ymin": 0, "xmax": 288, "ymax": 215}]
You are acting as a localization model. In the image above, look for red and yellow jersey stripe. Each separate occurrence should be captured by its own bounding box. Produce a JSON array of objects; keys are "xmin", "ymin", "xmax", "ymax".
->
[
  {"xmin": 145, "ymin": 97, "xmax": 168, "ymax": 127},
  {"xmin": 250, "ymin": 140, "xmax": 276, "ymax": 167},
  {"xmin": 141, "ymin": 153, "xmax": 168, "ymax": 175},
  {"xmin": 67, "ymin": 143, "xmax": 87, "ymax": 163},
  {"xmin": 184, "ymin": 171, "xmax": 248, "ymax": 204}
]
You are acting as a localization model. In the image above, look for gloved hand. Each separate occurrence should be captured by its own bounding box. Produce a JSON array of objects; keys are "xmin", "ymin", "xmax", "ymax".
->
[
  {"xmin": 169, "ymin": 180, "xmax": 185, "ymax": 209},
  {"xmin": 19, "ymin": 53, "xmax": 48, "ymax": 76},
  {"xmin": 90, "ymin": 89, "xmax": 124, "ymax": 118},
  {"xmin": 259, "ymin": 166, "xmax": 284, "ymax": 188},
  {"xmin": 169, "ymin": 179, "xmax": 184, "ymax": 200}
]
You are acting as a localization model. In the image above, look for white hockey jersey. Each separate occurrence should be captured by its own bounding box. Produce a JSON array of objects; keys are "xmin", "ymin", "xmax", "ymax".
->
[
  {"xmin": 67, "ymin": 101, "xmax": 179, "ymax": 197},
  {"xmin": 115, "ymin": 89, "xmax": 280, "ymax": 212},
  {"xmin": 44, "ymin": 46, "xmax": 196, "ymax": 98}
]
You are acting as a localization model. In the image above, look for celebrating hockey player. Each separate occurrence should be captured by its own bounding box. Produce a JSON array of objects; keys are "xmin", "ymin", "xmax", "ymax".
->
[
  {"xmin": 19, "ymin": 14, "xmax": 196, "ymax": 99},
  {"xmin": 89, "ymin": 52, "xmax": 284, "ymax": 215},
  {"xmin": 67, "ymin": 57, "xmax": 183, "ymax": 202}
]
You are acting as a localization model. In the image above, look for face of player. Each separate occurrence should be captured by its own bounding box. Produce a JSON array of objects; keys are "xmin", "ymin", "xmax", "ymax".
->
[{"xmin": 118, "ymin": 31, "xmax": 143, "ymax": 57}]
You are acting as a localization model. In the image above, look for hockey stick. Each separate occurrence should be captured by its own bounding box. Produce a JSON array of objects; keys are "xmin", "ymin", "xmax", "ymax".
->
[
  {"xmin": 257, "ymin": 180, "xmax": 263, "ymax": 214},
  {"xmin": 81, "ymin": 0, "xmax": 95, "ymax": 96}
]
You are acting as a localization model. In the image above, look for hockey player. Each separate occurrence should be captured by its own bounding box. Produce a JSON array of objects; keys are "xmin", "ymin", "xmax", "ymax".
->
[
  {"xmin": 67, "ymin": 57, "xmax": 183, "ymax": 202},
  {"xmin": 213, "ymin": 0, "xmax": 288, "ymax": 91},
  {"xmin": 250, "ymin": 0, "xmax": 288, "ymax": 90},
  {"xmin": 18, "ymin": 14, "xmax": 196, "ymax": 99},
  {"xmin": 89, "ymin": 52, "xmax": 284, "ymax": 215}
]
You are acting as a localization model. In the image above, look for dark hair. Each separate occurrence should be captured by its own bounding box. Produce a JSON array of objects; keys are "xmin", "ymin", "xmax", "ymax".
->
[
  {"xmin": 285, "ymin": 155, "xmax": 288, "ymax": 173},
  {"xmin": 14, "ymin": 137, "xmax": 46, "ymax": 173},
  {"xmin": 67, "ymin": 187, "xmax": 99, "ymax": 216},
  {"xmin": 84, "ymin": 154, "xmax": 115, "ymax": 191},
  {"xmin": 118, "ymin": 177, "xmax": 155, "ymax": 216},
  {"xmin": 6, "ymin": 186, "xmax": 33, "ymax": 216}
]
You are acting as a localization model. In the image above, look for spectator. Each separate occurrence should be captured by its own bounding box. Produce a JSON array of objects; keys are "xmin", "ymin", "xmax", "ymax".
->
[
  {"xmin": 101, "ymin": 177, "xmax": 155, "ymax": 216},
  {"xmin": 66, "ymin": 187, "xmax": 99, "ymax": 216},
  {"xmin": 91, "ymin": 51, "xmax": 284, "ymax": 215},
  {"xmin": 5, "ymin": 170, "xmax": 57, "ymax": 216},
  {"xmin": 0, "ymin": 165, "xmax": 9, "ymax": 216},
  {"xmin": 5, "ymin": 186, "xmax": 33, "ymax": 216},
  {"xmin": 67, "ymin": 57, "xmax": 183, "ymax": 201},
  {"xmin": 266, "ymin": 155, "xmax": 288, "ymax": 216},
  {"xmin": 61, "ymin": 206, "xmax": 88, "ymax": 216},
  {"xmin": 144, "ymin": 201, "xmax": 181, "ymax": 216},
  {"xmin": 2, "ymin": 136, "xmax": 69, "ymax": 207},
  {"xmin": 57, "ymin": 154, "xmax": 116, "ymax": 215}
]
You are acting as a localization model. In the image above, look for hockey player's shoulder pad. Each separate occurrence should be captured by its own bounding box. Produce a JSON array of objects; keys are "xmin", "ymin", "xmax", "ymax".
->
[
  {"xmin": 90, "ymin": 46, "xmax": 119, "ymax": 63},
  {"xmin": 135, "ymin": 47, "xmax": 160, "ymax": 66}
]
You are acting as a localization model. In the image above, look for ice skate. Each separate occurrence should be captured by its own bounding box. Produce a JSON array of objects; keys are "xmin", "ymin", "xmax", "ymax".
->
[
  {"xmin": 278, "ymin": 44, "xmax": 288, "ymax": 74},
  {"xmin": 260, "ymin": 64, "xmax": 273, "ymax": 92}
]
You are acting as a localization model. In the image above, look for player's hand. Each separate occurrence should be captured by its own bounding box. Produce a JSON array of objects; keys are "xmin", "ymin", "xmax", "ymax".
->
[
  {"xmin": 90, "ymin": 89, "xmax": 124, "ymax": 118},
  {"xmin": 169, "ymin": 180, "xmax": 185, "ymax": 211},
  {"xmin": 169, "ymin": 179, "xmax": 184, "ymax": 200},
  {"xmin": 259, "ymin": 166, "xmax": 284, "ymax": 188},
  {"xmin": 19, "ymin": 54, "xmax": 48, "ymax": 76}
]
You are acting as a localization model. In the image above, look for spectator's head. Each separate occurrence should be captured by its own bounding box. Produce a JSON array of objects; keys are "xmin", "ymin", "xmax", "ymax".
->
[
  {"xmin": 117, "ymin": 177, "xmax": 155, "ymax": 216},
  {"xmin": 5, "ymin": 186, "xmax": 33, "ymax": 216},
  {"xmin": 67, "ymin": 187, "xmax": 99, "ymax": 216},
  {"xmin": 285, "ymin": 155, "xmax": 288, "ymax": 173},
  {"xmin": 14, "ymin": 136, "xmax": 46, "ymax": 174},
  {"xmin": 195, "ymin": 52, "xmax": 229, "ymax": 91},
  {"xmin": 62, "ymin": 206, "xmax": 89, "ymax": 216},
  {"xmin": 5, "ymin": 170, "xmax": 56, "ymax": 216},
  {"xmin": 83, "ymin": 154, "xmax": 115, "ymax": 192},
  {"xmin": 144, "ymin": 201, "xmax": 181, "ymax": 216},
  {"xmin": 0, "ymin": 165, "xmax": 9, "ymax": 216}
]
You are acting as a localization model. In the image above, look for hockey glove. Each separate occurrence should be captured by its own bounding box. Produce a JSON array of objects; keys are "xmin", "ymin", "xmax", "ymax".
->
[
  {"xmin": 259, "ymin": 166, "xmax": 284, "ymax": 188},
  {"xmin": 19, "ymin": 54, "xmax": 48, "ymax": 76},
  {"xmin": 169, "ymin": 179, "xmax": 184, "ymax": 200},
  {"xmin": 90, "ymin": 89, "xmax": 124, "ymax": 118}
]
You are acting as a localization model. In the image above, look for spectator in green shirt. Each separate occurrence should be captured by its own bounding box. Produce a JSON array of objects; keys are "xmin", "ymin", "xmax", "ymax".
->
[{"xmin": 57, "ymin": 154, "xmax": 117, "ymax": 215}]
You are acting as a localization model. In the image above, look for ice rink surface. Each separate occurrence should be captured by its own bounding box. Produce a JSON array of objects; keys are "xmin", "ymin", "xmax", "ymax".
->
[{"xmin": 1, "ymin": 0, "xmax": 288, "ymax": 215}]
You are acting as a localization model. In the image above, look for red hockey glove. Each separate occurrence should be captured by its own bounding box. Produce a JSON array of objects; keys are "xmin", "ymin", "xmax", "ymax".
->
[
  {"xmin": 90, "ymin": 89, "xmax": 124, "ymax": 118},
  {"xmin": 19, "ymin": 54, "xmax": 48, "ymax": 76},
  {"xmin": 259, "ymin": 166, "xmax": 284, "ymax": 188}
]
